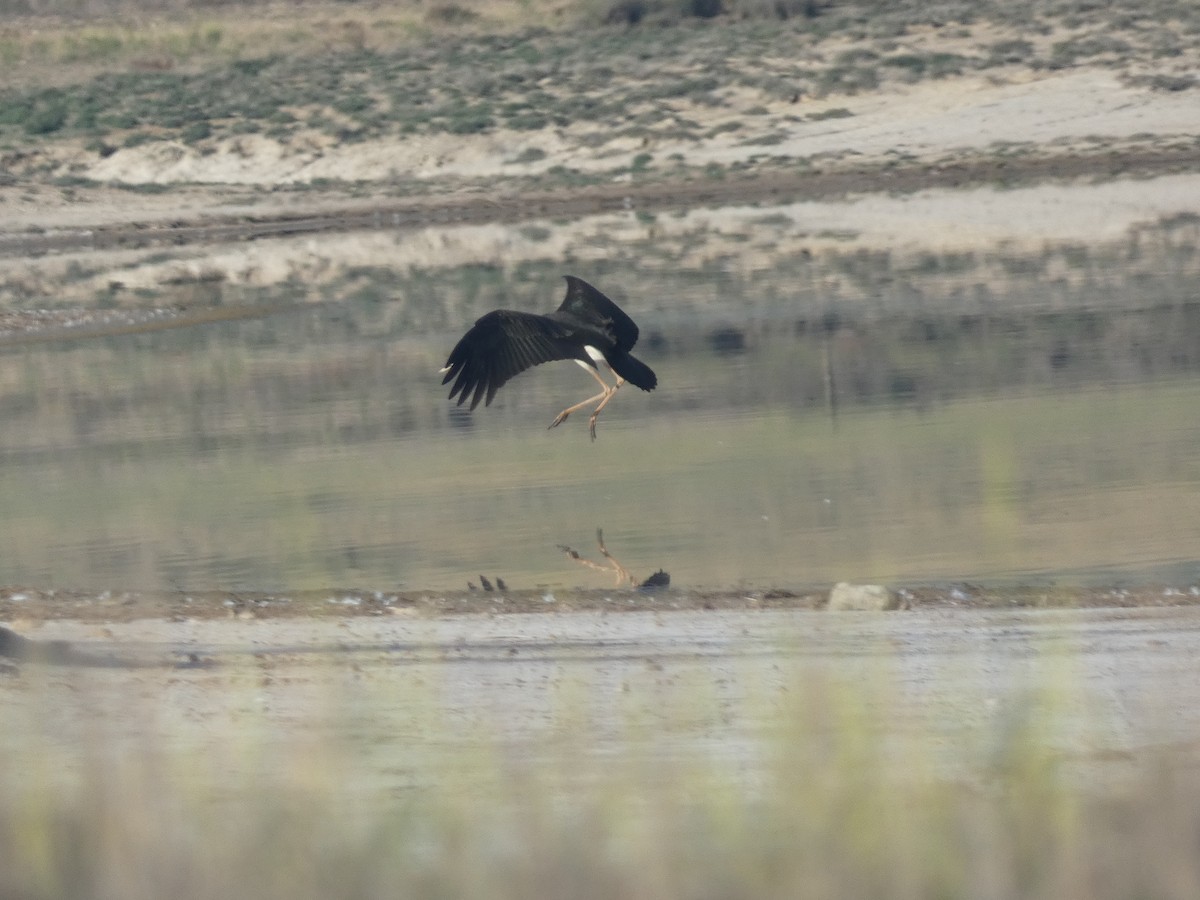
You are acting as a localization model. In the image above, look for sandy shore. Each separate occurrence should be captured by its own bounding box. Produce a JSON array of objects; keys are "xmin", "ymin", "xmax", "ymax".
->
[{"xmin": 5, "ymin": 605, "xmax": 1200, "ymax": 795}]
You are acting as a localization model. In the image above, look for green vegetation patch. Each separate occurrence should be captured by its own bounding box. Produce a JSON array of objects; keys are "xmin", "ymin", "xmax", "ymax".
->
[{"xmin": 0, "ymin": 0, "xmax": 1194, "ymax": 163}]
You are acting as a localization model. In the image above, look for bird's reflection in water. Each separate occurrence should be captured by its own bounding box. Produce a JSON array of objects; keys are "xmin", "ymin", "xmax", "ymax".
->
[{"xmin": 559, "ymin": 528, "xmax": 670, "ymax": 590}]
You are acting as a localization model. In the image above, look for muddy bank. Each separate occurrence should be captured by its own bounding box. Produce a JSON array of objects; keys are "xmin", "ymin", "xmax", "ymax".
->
[
  {"xmin": 2, "ymin": 583, "xmax": 1199, "ymax": 626},
  {"xmin": 6, "ymin": 605, "xmax": 1200, "ymax": 801}
]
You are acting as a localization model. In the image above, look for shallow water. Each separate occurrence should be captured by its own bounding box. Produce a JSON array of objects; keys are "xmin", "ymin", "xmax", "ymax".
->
[{"xmin": 3, "ymin": 209, "xmax": 1200, "ymax": 593}]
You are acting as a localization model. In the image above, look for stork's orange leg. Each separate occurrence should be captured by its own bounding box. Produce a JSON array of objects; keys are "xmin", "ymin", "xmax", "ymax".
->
[
  {"xmin": 586, "ymin": 376, "xmax": 625, "ymax": 440},
  {"xmin": 549, "ymin": 365, "xmax": 617, "ymax": 433},
  {"xmin": 549, "ymin": 388, "xmax": 610, "ymax": 430}
]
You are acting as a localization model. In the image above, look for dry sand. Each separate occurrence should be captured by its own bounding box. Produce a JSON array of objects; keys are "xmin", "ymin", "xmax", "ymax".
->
[{"xmin": 2, "ymin": 64, "xmax": 1198, "ymax": 242}]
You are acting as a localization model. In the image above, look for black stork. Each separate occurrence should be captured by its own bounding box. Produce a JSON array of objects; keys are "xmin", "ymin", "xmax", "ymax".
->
[{"xmin": 440, "ymin": 275, "xmax": 657, "ymax": 440}]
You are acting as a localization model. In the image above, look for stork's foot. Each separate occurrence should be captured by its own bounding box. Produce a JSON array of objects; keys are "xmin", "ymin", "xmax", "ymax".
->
[
  {"xmin": 548, "ymin": 386, "xmax": 612, "ymax": 435},
  {"xmin": 586, "ymin": 379, "xmax": 623, "ymax": 441}
]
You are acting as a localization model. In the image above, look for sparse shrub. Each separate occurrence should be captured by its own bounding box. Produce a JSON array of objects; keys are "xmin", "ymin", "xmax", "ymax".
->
[
  {"xmin": 199, "ymin": 26, "xmax": 222, "ymax": 49},
  {"xmin": 835, "ymin": 47, "xmax": 879, "ymax": 65},
  {"xmin": 687, "ymin": 0, "xmax": 723, "ymax": 17},
  {"xmin": 507, "ymin": 112, "xmax": 549, "ymax": 130},
  {"xmin": 84, "ymin": 138, "xmax": 115, "ymax": 156},
  {"xmin": 601, "ymin": 0, "xmax": 651, "ymax": 24},
  {"xmin": 334, "ymin": 95, "xmax": 374, "ymax": 115},
  {"xmin": 181, "ymin": 121, "xmax": 211, "ymax": 143},
  {"xmin": 122, "ymin": 131, "xmax": 154, "ymax": 148},
  {"xmin": 510, "ymin": 147, "xmax": 548, "ymax": 164},
  {"xmin": 60, "ymin": 31, "xmax": 123, "ymax": 63},
  {"xmin": 596, "ymin": 0, "xmax": 721, "ymax": 25},
  {"xmin": 884, "ymin": 53, "xmax": 927, "ymax": 74},
  {"xmin": 445, "ymin": 109, "xmax": 492, "ymax": 134},
  {"xmin": 927, "ymin": 52, "xmax": 965, "ymax": 77},
  {"xmin": 101, "ymin": 112, "xmax": 139, "ymax": 130},
  {"xmin": 808, "ymin": 106, "xmax": 852, "ymax": 120},
  {"xmin": 816, "ymin": 64, "xmax": 879, "ymax": 95},
  {"xmin": 426, "ymin": 3, "xmax": 479, "ymax": 24},
  {"xmin": 597, "ymin": 0, "xmax": 826, "ymax": 23},
  {"xmin": 726, "ymin": 0, "xmax": 823, "ymax": 17},
  {"xmin": 73, "ymin": 97, "xmax": 103, "ymax": 130},
  {"xmin": 1147, "ymin": 73, "xmax": 1196, "ymax": 91},
  {"xmin": 0, "ymin": 99, "xmax": 32, "ymax": 128},
  {"xmin": 24, "ymin": 98, "xmax": 68, "ymax": 135},
  {"xmin": 706, "ymin": 120, "xmax": 742, "ymax": 137},
  {"xmin": 232, "ymin": 56, "xmax": 277, "ymax": 77},
  {"xmin": 742, "ymin": 130, "xmax": 787, "ymax": 145},
  {"xmin": 987, "ymin": 38, "xmax": 1034, "ymax": 65}
]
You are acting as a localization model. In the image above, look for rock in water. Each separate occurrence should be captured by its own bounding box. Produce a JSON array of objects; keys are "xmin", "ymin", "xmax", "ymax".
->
[{"xmin": 827, "ymin": 582, "xmax": 901, "ymax": 611}]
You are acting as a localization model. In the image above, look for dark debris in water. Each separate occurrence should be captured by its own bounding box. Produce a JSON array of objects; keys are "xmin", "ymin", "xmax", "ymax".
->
[{"xmin": 639, "ymin": 570, "xmax": 671, "ymax": 591}]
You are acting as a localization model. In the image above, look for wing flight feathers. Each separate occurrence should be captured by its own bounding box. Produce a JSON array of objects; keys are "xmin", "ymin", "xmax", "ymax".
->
[
  {"xmin": 441, "ymin": 310, "xmax": 573, "ymax": 410},
  {"xmin": 557, "ymin": 275, "xmax": 640, "ymax": 353}
]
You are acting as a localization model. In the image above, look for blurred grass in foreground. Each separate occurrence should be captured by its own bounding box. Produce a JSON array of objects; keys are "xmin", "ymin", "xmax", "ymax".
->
[{"xmin": 2, "ymin": 662, "xmax": 1198, "ymax": 900}]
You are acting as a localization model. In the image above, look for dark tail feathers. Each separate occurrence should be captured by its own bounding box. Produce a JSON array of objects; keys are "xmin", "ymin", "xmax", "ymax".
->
[{"xmin": 609, "ymin": 353, "xmax": 657, "ymax": 392}]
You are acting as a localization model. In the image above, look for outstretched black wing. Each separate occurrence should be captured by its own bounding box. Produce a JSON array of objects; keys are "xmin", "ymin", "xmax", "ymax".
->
[
  {"xmin": 556, "ymin": 275, "xmax": 640, "ymax": 354},
  {"xmin": 441, "ymin": 310, "xmax": 577, "ymax": 410}
]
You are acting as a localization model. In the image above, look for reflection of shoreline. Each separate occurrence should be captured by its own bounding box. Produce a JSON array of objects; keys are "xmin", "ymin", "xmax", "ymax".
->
[
  {"xmin": 0, "ymin": 302, "xmax": 289, "ymax": 346},
  {"xmin": 6, "ymin": 285, "xmax": 1200, "ymax": 409},
  {"xmin": 5, "ymin": 172, "xmax": 1200, "ymax": 320}
]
